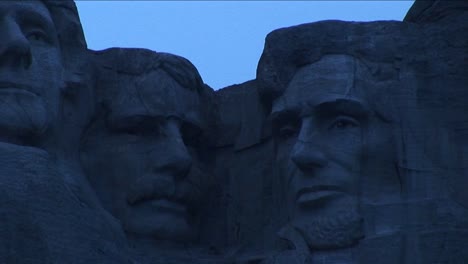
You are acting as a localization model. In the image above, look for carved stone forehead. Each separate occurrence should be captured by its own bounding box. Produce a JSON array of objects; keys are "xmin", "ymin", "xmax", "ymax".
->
[
  {"xmin": 94, "ymin": 48, "xmax": 208, "ymax": 128},
  {"xmin": 272, "ymin": 55, "xmax": 375, "ymax": 113},
  {"xmin": 107, "ymin": 69, "xmax": 202, "ymax": 125},
  {"xmin": 257, "ymin": 20, "xmax": 424, "ymax": 105}
]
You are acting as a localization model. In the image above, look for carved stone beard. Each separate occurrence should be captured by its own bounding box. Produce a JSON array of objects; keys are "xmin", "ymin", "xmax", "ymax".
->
[{"xmin": 291, "ymin": 207, "xmax": 364, "ymax": 250}]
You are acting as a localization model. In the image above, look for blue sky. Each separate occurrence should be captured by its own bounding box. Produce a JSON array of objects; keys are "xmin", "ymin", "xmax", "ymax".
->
[{"xmin": 76, "ymin": 1, "xmax": 415, "ymax": 90}]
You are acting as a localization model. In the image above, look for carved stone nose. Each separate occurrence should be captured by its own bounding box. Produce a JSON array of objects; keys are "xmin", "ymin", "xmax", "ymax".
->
[
  {"xmin": 0, "ymin": 19, "xmax": 32, "ymax": 69},
  {"xmin": 160, "ymin": 140, "xmax": 193, "ymax": 180},
  {"xmin": 151, "ymin": 121, "xmax": 193, "ymax": 181},
  {"xmin": 291, "ymin": 141, "xmax": 328, "ymax": 171}
]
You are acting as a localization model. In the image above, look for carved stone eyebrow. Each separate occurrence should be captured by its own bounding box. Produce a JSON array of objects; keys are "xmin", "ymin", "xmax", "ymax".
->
[
  {"xmin": 270, "ymin": 107, "xmax": 301, "ymax": 127},
  {"xmin": 106, "ymin": 114, "xmax": 165, "ymax": 131},
  {"xmin": 107, "ymin": 111, "xmax": 206, "ymax": 135},
  {"xmin": 271, "ymin": 98, "xmax": 369, "ymax": 125},
  {"xmin": 17, "ymin": 7, "xmax": 55, "ymax": 33},
  {"xmin": 311, "ymin": 99, "xmax": 369, "ymax": 120}
]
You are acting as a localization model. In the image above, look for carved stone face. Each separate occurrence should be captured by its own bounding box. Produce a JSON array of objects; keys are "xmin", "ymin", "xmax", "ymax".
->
[
  {"xmin": 0, "ymin": 1, "xmax": 62, "ymax": 144},
  {"xmin": 81, "ymin": 69, "xmax": 212, "ymax": 242},
  {"xmin": 272, "ymin": 55, "xmax": 368, "ymax": 249}
]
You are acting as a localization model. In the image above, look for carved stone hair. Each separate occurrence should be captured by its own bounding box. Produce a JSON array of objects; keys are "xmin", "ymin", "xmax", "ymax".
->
[
  {"xmin": 91, "ymin": 48, "xmax": 218, "ymax": 139},
  {"xmin": 42, "ymin": 0, "xmax": 87, "ymax": 49},
  {"xmin": 41, "ymin": 0, "xmax": 89, "ymax": 90},
  {"xmin": 256, "ymin": 20, "xmax": 424, "ymax": 114},
  {"xmin": 94, "ymin": 48, "xmax": 205, "ymax": 94}
]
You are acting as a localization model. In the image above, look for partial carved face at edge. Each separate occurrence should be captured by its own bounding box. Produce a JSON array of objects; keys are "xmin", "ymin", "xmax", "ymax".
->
[{"xmin": 0, "ymin": 1, "xmax": 63, "ymax": 145}]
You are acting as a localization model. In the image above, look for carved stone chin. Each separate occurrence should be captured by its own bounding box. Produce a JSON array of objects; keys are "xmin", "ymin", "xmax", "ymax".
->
[{"xmin": 0, "ymin": 1, "xmax": 64, "ymax": 147}]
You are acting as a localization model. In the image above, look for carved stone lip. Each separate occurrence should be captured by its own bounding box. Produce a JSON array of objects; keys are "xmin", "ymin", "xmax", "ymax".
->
[
  {"xmin": 127, "ymin": 191, "xmax": 188, "ymax": 212},
  {"xmin": 0, "ymin": 82, "xmax": 38, "ymax": 96},
  {"xmin": 147, "ymin": 198, "xmax": 188, "ymax": 216},
  {"xmin": 130, "ymin": 196, "xmax": 188, "ymax": 217},
  {"xmin": 295, "ymin": 185, "xmax": 345, "ymax": 204}
]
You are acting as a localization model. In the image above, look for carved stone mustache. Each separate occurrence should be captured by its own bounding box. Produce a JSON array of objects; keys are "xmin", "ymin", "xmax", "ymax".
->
[
  {"xmin": 126, "ymin": 175, "xmax": 180, "ymax": 206},
  {"xmin": 126, "ymin": 171, "xmax": 205, "ymax": 214},
  {"xmin": 0, "ymin": 81, "xmax": 38, "ymax": 96},
  {"xmin": 295, "ymin": 185, "xmax": 346, "ymax": 202}
]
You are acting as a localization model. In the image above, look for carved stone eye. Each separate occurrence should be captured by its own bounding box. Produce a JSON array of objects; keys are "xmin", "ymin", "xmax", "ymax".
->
[
  {"xmin": 121, "ymin": 126, "xmax": 141, "ymax": 136},
  {"xmin": 329, "ymin": 117, "xmax": 359, "ymax": 130},
  {"xmin": 26, "ymin": 31, "xmax": 48, "ymax": 43},
  {"xmin": 278, "ymin": 124, "xmax": 299, "ymax": 140},
  {"xmin": 117, "ymin": 121, "xmax": 164, "ymax": 138},
  {"xmin": 181, "ymin": 123, "xmax": 203, "ymax": 147}
]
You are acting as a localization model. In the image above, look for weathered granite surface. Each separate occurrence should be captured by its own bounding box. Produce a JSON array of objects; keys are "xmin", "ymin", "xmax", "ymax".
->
[
  {"xmin": 81, "ymin": 47, "xmax": 226, "ymax": 263},
  {"xmin": 0, "ymin": 0, "xmax": 467, "ymax": 263},
  {"xmin": 0, "ymin": 1, "xmax": 132, "ymax": 263},
  {"xmin": 253, "ymin": 16, "xmax": 468, "ymax": 263}
]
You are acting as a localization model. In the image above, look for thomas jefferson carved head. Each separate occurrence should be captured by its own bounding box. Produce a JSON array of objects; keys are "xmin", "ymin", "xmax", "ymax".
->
[{"xmin": 0, "ymin": 0, "xmax": 86, "ymax": 146}]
